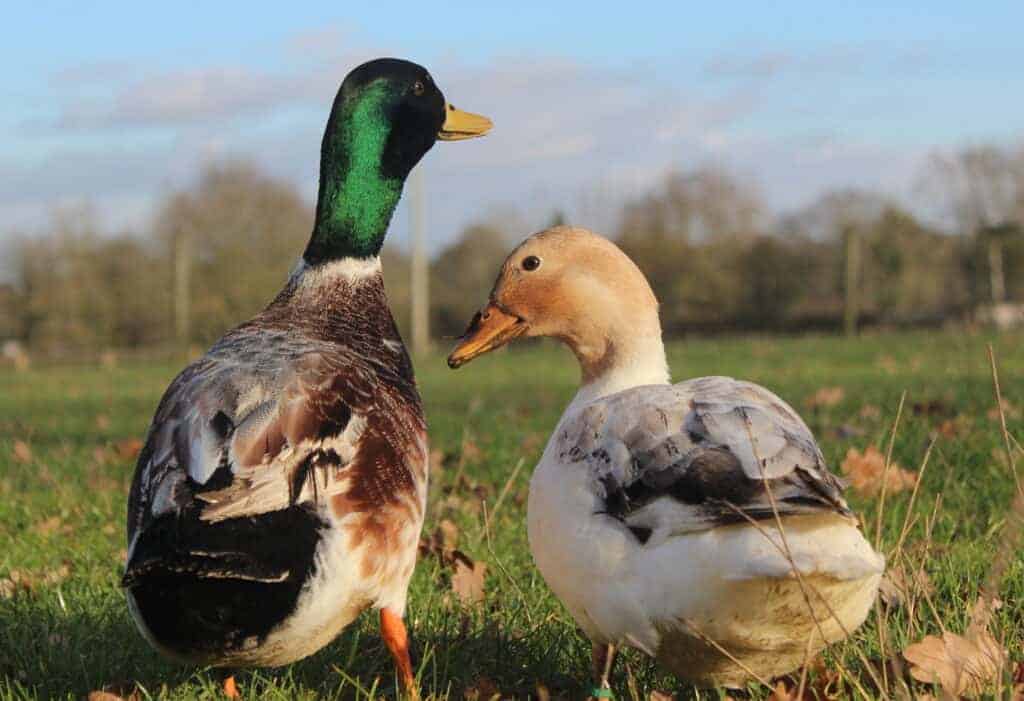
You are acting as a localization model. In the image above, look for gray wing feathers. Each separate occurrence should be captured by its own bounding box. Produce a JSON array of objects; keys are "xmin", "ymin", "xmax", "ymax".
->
[
  {"xmin": 129, "ymin": 337, "xmax": 367, "ymax": 532},
  {"xmin": 557, "ymin": 377, "xmax": 851, "ymax": 537}
]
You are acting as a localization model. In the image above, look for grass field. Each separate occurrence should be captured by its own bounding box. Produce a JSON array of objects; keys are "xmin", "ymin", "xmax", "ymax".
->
[{"xmin": 1, "ymin": 331, "xmax": 1022, "ymax": 700}]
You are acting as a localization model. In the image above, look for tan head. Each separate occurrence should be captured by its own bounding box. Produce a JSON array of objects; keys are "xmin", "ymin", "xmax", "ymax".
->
[{"xmin": 447, "ymin": 226, "xmax": 665, "ymax": 385}]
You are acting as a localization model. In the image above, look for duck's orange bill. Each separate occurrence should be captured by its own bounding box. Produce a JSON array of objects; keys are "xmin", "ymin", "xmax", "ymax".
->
[
  {"xmin": 447, "ymin": 303, "xmax": 526, "ymax": 368},
  {"xmin": 438, "ymin": 104, "xmax": 493, "ymax": 141}
]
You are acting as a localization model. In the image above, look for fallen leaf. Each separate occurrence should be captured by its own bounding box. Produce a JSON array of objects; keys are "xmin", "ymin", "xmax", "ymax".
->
[
  {"xmin": 766, "ymin": 680, "xmax": 795, "ymax": 700},
  {"xmin": 521, "ymin": 432, "xmax": 544, "ymax": 454},
  {"xmin": 12, "ymin": 441, "xmax": 32, "ymax": 464},
  {"xmin": 859, "ymin": 404, "xmax": 882, "ymax": 420},
  {"xmin": 0, "ymin": 563, "xmax": 70, "ymax": 599},
  {"xmin": 806, "ymin": 386, "xmax": 845, "ymax": 409},
  {"xmin": 451, "ymin": 552, "xmax": 487, "ymax": 606},
  {"xmin": 33, "ymin": 516, "xmax": 64, "ymax": 537},
  {"xmin": 87, "ymin": 681, "xmax": 141, "ymax": 701},
  {"xmin": 460, "ymin": 435, "xmax": 482, "ymax": 466},
  {"xmin": 903, "ymin": 622, "xmax": 1007, "ymax": 697},
  {"xmin": 936, "ymin": 416, "xmax": 973, "ymax": 439},
  {"xmin": 463, "ymin": 676, "xmax": 500, "ymax": 701},
  {"xmin": 115, "ymin": 438, "xmax": 143, "ymax": 460},
  {"xmin": 437, "ymin": 519, "xmax": 459, "ymax": 551},
  {"xmin": 988, "ymin": 399, "xmax": 1021, "ymax": 422},
  {"xmin": 879, "ymin": 563, "xmax": 934, "ymax": 608},
  {"xmin": 909, "ymin": 597, "xmax": 1003, "ymax": 699},
  {"xmin": 840, "ymin": 445, "xmax": 917, "ymax": 496},
  {"xmin": 429, "ymin": 448, "xmax": 446, "ymax": 476},
  {"xmin": 966, "ymin": 595, "xmax": 1002, "ymax": 638},
  {"xmin": 0, "ymin": 571, "xmax": 30, "ymax": 599},
  {"xmin": 877, "ymin": 355, "xmax": 898, "ymax": 374}
]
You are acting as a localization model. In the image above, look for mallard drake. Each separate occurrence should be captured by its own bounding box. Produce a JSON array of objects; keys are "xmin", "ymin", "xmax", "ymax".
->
[
  {"xmin": 448, "ymin": 226, "xmax": 883, "ymax": 692},
  {"xmin": 124, "ymin": 58, "xmax": 491, "ymax": 697}
]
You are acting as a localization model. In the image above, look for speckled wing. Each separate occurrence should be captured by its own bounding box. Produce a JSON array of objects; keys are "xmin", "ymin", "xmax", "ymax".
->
[
  {"xmin": 555, "ymin": 376, "xmax": 851, "ymax": 542},
  {"xmin": 125, "ymin": 324, "xmax": 426, "ymax": 570}
]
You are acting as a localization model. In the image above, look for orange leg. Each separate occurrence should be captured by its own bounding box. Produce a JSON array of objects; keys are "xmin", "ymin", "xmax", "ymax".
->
[
  {"xmin": 380, "ymin": 607, "xmax": 418, "ymax": 698},
  {"xmin": 222, "ymin": 675, "xmax": 240, "ymax": 699}
]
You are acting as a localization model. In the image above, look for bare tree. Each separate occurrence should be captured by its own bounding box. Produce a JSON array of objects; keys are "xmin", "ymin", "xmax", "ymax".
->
[
  {"xmin": 926, "ymin": 145, "xmax": 1024, "ymax": 305},
  {"xmin": 153, "ymin": 162, "xmax": 312, "ymax": 344}
]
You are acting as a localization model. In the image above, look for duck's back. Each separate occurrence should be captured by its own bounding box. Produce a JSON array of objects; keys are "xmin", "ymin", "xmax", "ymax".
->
[{"xmin": 125, "ymin": 262, "xmax": 427, "ymax": 666}]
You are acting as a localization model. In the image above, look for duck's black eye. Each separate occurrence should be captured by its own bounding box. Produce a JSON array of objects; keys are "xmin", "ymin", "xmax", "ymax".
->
[
  {"xmin": 412, "ymin": 81, "xmax": 425, "ymax": 96},
  {"xmin": 522, "ymin": 255, "xmax": 541, "ymax": 271}
]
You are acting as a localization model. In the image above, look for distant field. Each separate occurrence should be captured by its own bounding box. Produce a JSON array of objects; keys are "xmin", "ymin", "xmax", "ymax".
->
[{"xmin": 1, "ymin": 331, "xmax": 1022, "ymax": 700}]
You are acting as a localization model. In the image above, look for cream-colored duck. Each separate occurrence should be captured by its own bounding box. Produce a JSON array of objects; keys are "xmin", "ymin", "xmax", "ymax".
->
[{"xmin": 447, "ymin": 226, "xmax": 883, "ymax": 692}]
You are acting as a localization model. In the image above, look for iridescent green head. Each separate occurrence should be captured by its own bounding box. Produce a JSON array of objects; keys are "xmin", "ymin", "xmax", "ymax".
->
[{"xmin": 305, "ymin": 58, "xmax": 492, "ymax": 263}]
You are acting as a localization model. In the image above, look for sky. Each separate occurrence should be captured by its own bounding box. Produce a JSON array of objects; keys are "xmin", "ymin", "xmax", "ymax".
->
[{"xmin": 3, "ymin": 1, "xmax": 1023, "ymax": 252}]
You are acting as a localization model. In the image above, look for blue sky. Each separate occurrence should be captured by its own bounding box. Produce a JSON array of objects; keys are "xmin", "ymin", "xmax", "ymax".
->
[{"xmin": 3, "ymin": 1, "xmax": 1022, "ymax": 250}]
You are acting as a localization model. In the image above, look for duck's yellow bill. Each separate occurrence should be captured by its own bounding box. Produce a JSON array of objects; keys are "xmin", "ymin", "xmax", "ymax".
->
[
  {"xmin": 438, "ymin": 104, "xmax": 493, "ymax": 141},
  {"xmin": 447, "ymin": 303, "xmax": 525, "ymax": 368}
]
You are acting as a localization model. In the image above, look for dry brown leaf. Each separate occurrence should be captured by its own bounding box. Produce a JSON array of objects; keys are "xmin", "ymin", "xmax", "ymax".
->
[
  {"xmin": 429, "ymin": 448, "xmax": 446, "ymax": 476},
  {"xmin": 936, "ymin": 416, "xmax": 973, "ymax": 439},
  {"xmin": 437, "ymin": 519, "xmax": 459, "ymax": 551},
  {"xmin": 460, "ymin": 435, "xmax": 482, "ymax": 465},
  {"xmin": 0, "ymin": 571, "xmax": 30, "ymax": 599},
  {"xmin": 521, "ymin": 432, "xmax": 544, "ymax": 454},
  {"xmin": 463, "ymin": 676, "xmax": 500, "ymax": 701},
  {"xmin": 806, "ymin": 386, "xmax": 845, "ymax": 409},
  {"xmin": 419, "ymin": 520, "xmax": 462, "ymax": 561},
  {"xmin": 877, "ymin": 355, "xmax": 899, "ymax": 374},
  {"xmin": 879, "ymin": 562, "xmax": 934, "ymax": 608},
  {"xmin": 0, "ymin": 563, "xmax": 70, "ymax": 599},
  {"xmin": 903, "ymin": 630, "xmax": 1006, "ymax": 696},
  {"xmin": 12, "ymin": 440, "xmax": 32, "ymax": 464},
  {"xmin": 859, "ymin": 404, "xmax": 882, "ymax": 420},
  {"xmin": 766, "ymin": 680, "xmax": 795, "ymax": 701},
  {"xmin": 115, "ymin": 438, "xmax": 143, "ymax": 460},
  {"xmin": 33, "ymin": 516, "xmax": 64, "ymax": 537},
  {"xmin": 451, "ymin": 553, "xmax": 487, "ymax": 606},
  {"xmin": 966, "ymin": 595, "xmax": 1002, "ymax": 637},
  {"xmin": 87, "ymin": 682, "xmax": 141, "ymax": 701},
  {"xmin": 840, "ymin": 445, "xmax": 916, "ymax": 496},
  {"xmin": 988, "ymin": 399, "xmax": 1021, "ymax": 422}
]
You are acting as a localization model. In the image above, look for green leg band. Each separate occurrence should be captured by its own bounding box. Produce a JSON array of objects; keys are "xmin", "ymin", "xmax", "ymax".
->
[{"xmin": 589, "ymin": 688, "xmax": 614, "ymax": 699}]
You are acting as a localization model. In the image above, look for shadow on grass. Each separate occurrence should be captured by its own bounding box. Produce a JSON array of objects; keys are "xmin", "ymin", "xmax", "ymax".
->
[{"xmin": 0, "ymin": 586, "xmax": 588, "ymax": 699}]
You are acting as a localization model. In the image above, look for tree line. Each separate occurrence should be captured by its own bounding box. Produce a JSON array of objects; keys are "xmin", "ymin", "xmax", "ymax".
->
[{"xmin": 1, "ymin": 146, "xmax": 1022, "ymax": 356}]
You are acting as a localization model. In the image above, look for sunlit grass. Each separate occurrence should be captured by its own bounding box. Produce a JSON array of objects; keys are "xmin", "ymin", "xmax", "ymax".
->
[{"xmin": 1, "ymin": 330, "xmax": 1021, "ymax": 699}]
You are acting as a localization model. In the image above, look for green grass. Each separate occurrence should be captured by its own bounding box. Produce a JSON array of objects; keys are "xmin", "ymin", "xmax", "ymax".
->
[{"xmin": 1, "ymin": 330, "xmax": 1022, "ymax": 699}]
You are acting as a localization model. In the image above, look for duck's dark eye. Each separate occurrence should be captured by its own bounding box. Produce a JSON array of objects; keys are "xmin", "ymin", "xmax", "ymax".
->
[
  {"xmin": 522, "ymin": 255, "xmax": 541, "ymax": 271},
  {"xmin": 412, "ymin": 81, "xmax": 425, "ymax": 96}
]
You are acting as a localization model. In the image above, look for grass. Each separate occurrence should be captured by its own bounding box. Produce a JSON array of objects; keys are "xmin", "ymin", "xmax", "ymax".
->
[{"xmin": 0, "ymin": 330, "xmax": 1021, "ymax": 700}]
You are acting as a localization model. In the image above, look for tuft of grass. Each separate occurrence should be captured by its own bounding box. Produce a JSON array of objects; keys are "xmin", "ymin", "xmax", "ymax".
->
[{"xmin": 0, "ymin": 330, "xmax": 1021, "ymax": 699}]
